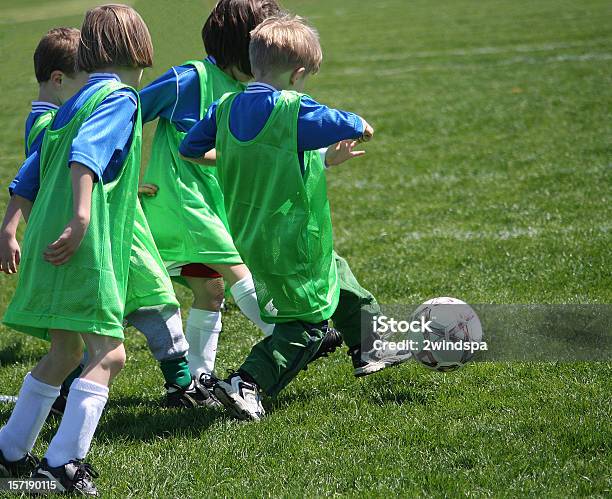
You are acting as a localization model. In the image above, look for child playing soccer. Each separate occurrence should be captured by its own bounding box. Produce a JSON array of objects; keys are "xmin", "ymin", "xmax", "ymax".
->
[
  {"xmin": 180, "ymin": 15, "xmax": 411, "ymax": 421},
  {"xmin": 1, "ymin": 28, "xmax": 85, "ymax": 276},
  {"xmin": 0, "ymin": 28, "xmax": 213, "ymax": 413},
  {"xmin": 139, "ymin": 0, "xmax": 328, "ymax": 388},
  {"xmin": 0, "ymin": 5, "xmax": 166, "ymax": 494}
]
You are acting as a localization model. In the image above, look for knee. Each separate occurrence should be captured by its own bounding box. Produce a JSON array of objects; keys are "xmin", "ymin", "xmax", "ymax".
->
[
  {"xmin": 95, "ymin": 345, "xmax": 126, "ymax": 377},
  {"xmin": 192, "ymin": 280, "xmax": 225, "ymax": 311}
]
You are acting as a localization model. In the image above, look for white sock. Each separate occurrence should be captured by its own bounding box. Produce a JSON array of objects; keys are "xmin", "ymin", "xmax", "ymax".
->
[
  {"xmin": 186, "ymin": 308, "xmax": 221, "ymax": 378},
  {"xmin": 230, "ymin": 276, "xmax": 274, "ymax": 337},
  {"xmin": 0, "ymin": 373, "xmax": 59, "ymax": 461},
  {"xmin": 45, "ymin": 379, "xmax": 108, "ymax": 467}
]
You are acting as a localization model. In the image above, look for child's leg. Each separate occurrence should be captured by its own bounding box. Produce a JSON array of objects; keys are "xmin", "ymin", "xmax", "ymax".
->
[
  {"xmin": 239, "ymin": 320, "xmax": 327, "ymax": 397},
  {"xmin": 0, "ymin": 331, "xmax": 83, "ymax": 461},
  {"xmin": 44, "ymin": 334, "xmax": 125, "ymax": 467},
  {"xmin": 125, "ymin": 305, "xmax": 191, "ymax": 388},
  {"xmin": 330, "ymin": 254, "xmax": 381, "ymax": 349},
  {"xmin": 184, "ymin": 275, "xmax": 224, "ymax": 379},
  {"xmin": 209, "ymin": 263, "xmax": 275, "ymax": 337},
  {"xmin": 330, "ymin": 254, "xmax": 411, "ymax": 376}
]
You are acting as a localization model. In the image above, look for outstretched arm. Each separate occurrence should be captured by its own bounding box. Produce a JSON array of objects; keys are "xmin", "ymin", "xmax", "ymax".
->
[
  {"xmin": 297, "ymin": 97, "xmax": 374, "ymax": 151},
  {"xmin": 43, "ymin": 163, "xmax": 94, "ymax": 266}
]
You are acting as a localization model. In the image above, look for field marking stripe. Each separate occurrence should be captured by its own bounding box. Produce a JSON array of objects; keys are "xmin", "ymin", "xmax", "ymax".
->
[
  {"xmin": 352, "ymin": 37, "xmax": 612, "ymax": 62},
  {"xmin": 402, "ymin": 225, "xmax": 611, "ymax": 241},
  {"xmin": 331, "ymin": 53, "xmax": 612, "ymax": 76}
]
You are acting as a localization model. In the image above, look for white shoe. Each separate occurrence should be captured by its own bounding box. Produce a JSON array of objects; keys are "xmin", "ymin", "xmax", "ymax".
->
[
  {"xmin": 213, "ymin": 373, "xmax": 265, "ymax": 421},
  {"xmin": 350, "ymin": 343, "xmax": 412, "ymax": 377}
]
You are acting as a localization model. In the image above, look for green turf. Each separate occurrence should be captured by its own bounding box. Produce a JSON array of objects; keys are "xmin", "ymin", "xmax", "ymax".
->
[{"xmin": 0, "ymin": 0, "xmax": 611, "ymax": 496}]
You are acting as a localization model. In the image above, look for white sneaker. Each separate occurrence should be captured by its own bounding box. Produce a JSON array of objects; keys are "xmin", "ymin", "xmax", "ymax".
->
[
  {"xmin": 350, "ymin": 343, "xmax": 412, "ymax": 377},
  {"xmin": 213, "ymin": 373, "xmax": 265, "ymax": 421}
]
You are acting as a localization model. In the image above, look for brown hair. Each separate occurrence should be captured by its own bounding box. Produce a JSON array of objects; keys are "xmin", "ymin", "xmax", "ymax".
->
[
  {"xmin": 34, "ymin": 27, "xmax": 80, "ymax": 82},
  {"xmin": 202, "ymin": 0, "xmax": 282, "ymax": 77},
  {"xmin": 77, "ymin": 4, "xmax": 153, "ymax": 72},
  {"xmin": 249, "ymin": 15, "xmax": 322, "ymax": 76}
]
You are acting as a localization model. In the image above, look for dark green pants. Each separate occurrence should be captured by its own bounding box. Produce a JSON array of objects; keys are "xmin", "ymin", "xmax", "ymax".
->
[{"xmin": 240, "ymin": 254, "xmax": 380, "ymax": 397}]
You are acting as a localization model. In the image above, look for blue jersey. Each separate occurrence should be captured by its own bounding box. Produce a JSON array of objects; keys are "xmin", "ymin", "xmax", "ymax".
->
[
  {"xmin": 179, "ymin": 82, "xmax": 364, "ymax": 170},
  {"xmin": 139, "ymin": 56, "xmax": 217, "ymax": 131},
  {"xmin": 24, "ymin": 102, "xmax": 58, "ymax": 157},
  {"xmin": 10, "ymin": 74, "xmax": 137, "ymax": 202},
  {"xmin": 9, "ymin": 102, "xmax": 59, "ymax": 197}
]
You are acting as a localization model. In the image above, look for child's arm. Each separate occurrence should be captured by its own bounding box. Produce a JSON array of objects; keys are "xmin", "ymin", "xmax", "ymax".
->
[
  {"xmin": 322, "ymin": 119, "xmax": 374, "ymax": 167},
  {"xmin": 179, "ymin": 149, "xmax": 217, "ymax": 166},
  {"xmin": 324, "ymin": 140, "xmax": 366, "ymax": 167},
  {"xmin": 43, "ymin": 163, "xmax": 94, "ymax": 266},
  {"xmin": 179, "ymin": 103, "xmax": 219, "ymax": 165},
  {"xmin": 0, "ymin": 195, "xmax": 32, "ymax": 274},
  {"xmin": 298, "ymin": 97, "xmax": 374, "ymax": 151}
]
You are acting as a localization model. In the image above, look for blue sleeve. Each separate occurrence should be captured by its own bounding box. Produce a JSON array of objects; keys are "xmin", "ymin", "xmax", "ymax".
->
[
  {"xmin": 69, "ymin": 90, "xmax": 137, "ymax": 180},
  {"xmin": 140, "ymin": 66, "xmax": 201, "ymax": 132},
  {"xmin": 179, "ymin": 102, "xmax": 218, "ymax": 158},
  {"xmin": 10, "ymin": 152, "xmax": 41, "ymax": 202},
  {"xmin": 139, "ymin": 67, "xmax": 178, "ymax": 124},
  {"xmin": 297, "ymin": 97, "xmax": 364, "ymax": 151}
]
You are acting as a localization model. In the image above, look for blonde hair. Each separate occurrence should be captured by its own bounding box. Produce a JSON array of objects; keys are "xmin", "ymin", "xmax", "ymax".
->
[
  {"xmin": 249, "ymin": 15, "xmax": 322, "ymax": 76},
  {"xmin": 77, "ymin": 4, "xmax": 153, "ymax": 72}
]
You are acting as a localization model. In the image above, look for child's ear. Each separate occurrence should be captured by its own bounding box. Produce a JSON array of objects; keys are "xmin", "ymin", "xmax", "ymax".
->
[
  {"xmin": 49, "ymin": 70, "xmax": 64, "ymax": 88},
  {"xmin": 290, "ymin": 67, "xmax": 307, "ymax": 85}
]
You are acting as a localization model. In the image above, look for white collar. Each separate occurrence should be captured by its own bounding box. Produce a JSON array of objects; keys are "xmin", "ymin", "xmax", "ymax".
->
[
  {"xmin": 88, "ymin": 73, "xmax": 121, "ymax": 83},
  {"xmin": 245, "ymin": 81, "xmax": 277, "ymax": 93},
  {"xmin": 31, "ymin": 101, "xmax": 59, "ymax": 111}
]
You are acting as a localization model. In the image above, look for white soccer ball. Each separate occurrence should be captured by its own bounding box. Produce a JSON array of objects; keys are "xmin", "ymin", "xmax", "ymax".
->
[{"xmin": 408, "ymin": 297, "xmax": 484, "ymax": 372}]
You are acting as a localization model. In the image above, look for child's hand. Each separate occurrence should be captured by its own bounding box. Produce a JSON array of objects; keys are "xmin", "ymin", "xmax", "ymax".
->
[
  {"xmin": 359, "ymin": 118, "xmax": 374, "ymax": 143},
  {"xmin": 138, "ymin": 183, "xmax": 158, "ymax": 197},
  {"xmin": 0, "ymin": 234, "xmax": 21, "ymax": 274},
  {"xmin": 325, "ymin": 140, "xmax": 366, "ymax": 167},
  {"xmin": 43, "ymin": 217, "xmax": 89, "ymax": 266}
]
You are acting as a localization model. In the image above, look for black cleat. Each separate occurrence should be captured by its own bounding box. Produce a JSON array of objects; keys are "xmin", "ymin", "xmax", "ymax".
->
[
  {"xmin": 199, "ymin": 373, "xmax": 220, "ymax": 391},
  {"xmin": 165, "ymin": 376, "xmax": 221, "ymax": 409},
  {"xmin": 310, "ymin": 326, "xmax": 343, "ymax": 364},
  {"xmin": 0, "ymin": 449, "xmax": 39, "ymax": 478},
  {"xmin": 33, "ymin": 458, "xmax": 99, "ymax": 496}
]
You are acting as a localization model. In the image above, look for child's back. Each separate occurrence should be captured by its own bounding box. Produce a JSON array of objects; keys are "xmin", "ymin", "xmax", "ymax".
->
[
  {"xmin": 181, "ymin": 16, "xmax": 409, "ymax": 423},
  {"xmin": 214, "ymin": 89, "xmax": 338, "ymax": 323}
]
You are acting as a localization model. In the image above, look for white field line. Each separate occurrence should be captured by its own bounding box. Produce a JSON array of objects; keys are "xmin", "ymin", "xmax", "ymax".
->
[
  {"xmin": 343, "ymin": 164, "xmax": 611, "ymax": 191},
  {"xmin": 0, "ymin": 395, "xmax": 17, "ymax": 404},
  {"xmin": 357, "ymin": 38, "xmax": 612, "ymax": 62},
  {"xmin": 331, "ymin": 52, "xmax": 612, "ymax": 76},
  {"xmin": 402, "ymin": 225, "xmax": 610, "ymax": 241}
]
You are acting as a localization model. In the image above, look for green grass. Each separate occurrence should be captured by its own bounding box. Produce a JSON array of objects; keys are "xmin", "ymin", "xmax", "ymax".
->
[{"xmin": 0, "ymin": 0, "xmax": 611, "ymax": 496}]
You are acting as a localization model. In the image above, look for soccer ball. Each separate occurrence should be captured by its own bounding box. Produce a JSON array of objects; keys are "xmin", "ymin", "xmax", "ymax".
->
[{"xmin": 408, "ymin": 297, "xmax": 483, "ymax": 372}]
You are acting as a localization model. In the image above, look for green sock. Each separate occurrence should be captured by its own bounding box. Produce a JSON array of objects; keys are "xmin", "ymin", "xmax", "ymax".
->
[
  {"xmin": 62, "ymin": 365, "xmax": 84, "ymax": 391},
  {"xmin": 159, "ymin": 357, "xmax": 192, "ymax": 389}
]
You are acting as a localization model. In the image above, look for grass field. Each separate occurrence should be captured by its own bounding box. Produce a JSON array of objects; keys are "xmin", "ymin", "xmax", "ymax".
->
[{"xmin": 0, "ymin": 0, "xmax": 611, "ymax": 496}]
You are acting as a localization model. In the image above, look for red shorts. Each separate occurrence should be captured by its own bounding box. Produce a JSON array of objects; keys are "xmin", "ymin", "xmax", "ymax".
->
[{"xmin": 179, "ymin": 263, "xmax": 222, "ymax": 279}]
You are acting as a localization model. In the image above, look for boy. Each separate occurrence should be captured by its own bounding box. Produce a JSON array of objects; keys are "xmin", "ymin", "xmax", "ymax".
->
[
  {"xmin": 180, "ymin": 15, "xmax": 410, "ymax": 421},
  {"xmin": 0, "ymin": 32, "xmax": 214, "ymax": 412},
  {"xmin": 0, "ymin": 5, "xmax": 187, "ymax": 494},
  {"xmin": 138, "ymin": 0, "xmax": 284, "ymax": 388},
  {"xmin": 1, "ymin": 28, "xmax": 85, "ymax": 276}
]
